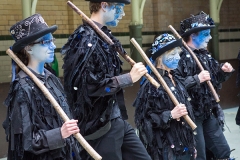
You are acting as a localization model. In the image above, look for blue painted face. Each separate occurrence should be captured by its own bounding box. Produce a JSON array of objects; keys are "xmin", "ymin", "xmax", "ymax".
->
[
  {"xmin": 30, "ymin": 33, "xmax": 56, "ymax": 63},
  {"xmin": 192, "ymin": 29, "xmax": 212, "ymax": 49},
  {"xmin": 105, "ymin": 3, "xmax": 125, "ymax": 27},
  {"xmin": 162, "ymin": 47, "xmax": 181, "ymax": 70}
]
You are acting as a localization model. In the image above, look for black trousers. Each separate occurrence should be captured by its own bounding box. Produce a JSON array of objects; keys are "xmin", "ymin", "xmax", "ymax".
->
[
  {"xmin": 195, "ymin": 113, "xmax": 230, "ymax": 160},
  {"xmin": 81, "ymin": 117, "xmax": 152, "ymax": 160}
]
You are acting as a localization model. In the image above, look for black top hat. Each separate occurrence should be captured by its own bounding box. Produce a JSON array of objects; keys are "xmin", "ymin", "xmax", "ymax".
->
[
  {"xmin": 180, "ymin": 11, "xmax": 215, "ymax": 37},
  {"xmin": 151, "ymin": 33, "xmax": 182, "ymax": 60},
  {"xmin": 85, "ymin": 0, "xmax": 130, "ymax": 4},
  {"xmin": 10, "ymin": 13, "xmax": 57, "ymax": 53}
]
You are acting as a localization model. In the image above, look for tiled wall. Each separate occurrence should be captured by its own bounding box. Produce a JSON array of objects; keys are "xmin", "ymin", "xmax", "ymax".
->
[
  {"xmin": 1, "ymin": 0, "xmax": 240, "ymax": 35},
  {"xmin": 219, "ymin": 30, "xmax": 240, "ymax": 60},
  {"xmin": 0, "ymin": 0, "xmax": 240, "ymax": 83}
]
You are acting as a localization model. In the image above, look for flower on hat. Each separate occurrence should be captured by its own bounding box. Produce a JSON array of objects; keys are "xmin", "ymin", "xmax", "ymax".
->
[
  {"xmin": 206, "ymin": 17, "xmax": 214, "ymax": 25},
  {"xmin": 151, "ymin": 34, "xmax": 176, "ymax": 55},
  {"xmin": 150, "ymin": 33, "xmax": 182, "ymax": 61},
  {"xmin": 180, "ymin": 11, "xmax": 215, "ymax": 37}
]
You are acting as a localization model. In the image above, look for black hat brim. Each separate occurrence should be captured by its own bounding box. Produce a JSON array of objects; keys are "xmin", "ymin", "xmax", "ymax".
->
[
  {"xmin": 181, "ymin": 25, "xmax": 215, "ymax": 37},
  {"xmin": 12, "ymin": 25, "xmax": 58, "ymax": 53},
  {"xmin": 85, "ymin": 0, "xmax": 130, "ymax": 4},
  {"xmin": 152, "ymin": 38, "xmax": 182, "ymax": 60}
]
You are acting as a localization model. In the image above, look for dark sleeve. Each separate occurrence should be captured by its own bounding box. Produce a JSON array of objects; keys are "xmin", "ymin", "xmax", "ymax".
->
[
  {"xmin": 197, "ymin": 49, "xmax": 234, "ymax": 86},
  {"xmin": 147, "ymin": 92, "xmax": 173, "ymax": 129},
  {"xmin": 181, "ymin": 74, "xmax": 201, "ymax": 89},
  {"xmin": 30, "ymin": 128, "xmax": 65, "ymax": 154},
  {"xmin": 148, "ymin": 110, "xmax": 171, "ymax": 129},
  {"xmin": 175, "ymin": 53, "xmax": 201, "ymax": 90},
  {"xmin": 215, "ymin": 63, "xmax": 235, "ymax": 84},
  {"xmin": 87, "ymin": 72, "xmax": 133, "ymax": 97},
  {"xmin": 9, "ymin": 85, "xmax": 65, "ymax": 155}
]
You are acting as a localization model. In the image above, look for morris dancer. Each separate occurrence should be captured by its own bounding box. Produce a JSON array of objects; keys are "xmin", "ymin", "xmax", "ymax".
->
[
  {"xmin": 175, "ymin": 11, "xmax": 234, "ymax": 160},
  {"xmin": 133, "ymin": 33, "xmax": 196, "ymax": 160},
  {"xmin": 61, "ymin": 0, "xmax": 151, "ymax": 159},
  {"xmin": 2, "ymin": 14, "xmax": 80, "ymax": 160}
]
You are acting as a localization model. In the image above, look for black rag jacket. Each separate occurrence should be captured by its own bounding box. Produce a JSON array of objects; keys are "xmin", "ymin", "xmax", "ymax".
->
[
  {"xmin": 133, "ymin": 69, "xmax": 196, "ymax": 160},
  {"xmin": 175, "ymin": 47, "xmax": 234, "ymax": 118},
  {"xmin": 2, "ymin": 69, "xmax": 80, "ymax": 160},
  {"xmin": 61, "ymin": 21, "xmax": 132, "ymax": 138}
]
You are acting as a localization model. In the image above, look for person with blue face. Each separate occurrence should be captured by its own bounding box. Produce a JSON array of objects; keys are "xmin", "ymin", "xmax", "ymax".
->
[
  {"xmin": 175, "ymin": 11, "xmax": 235, "ymax": 160},
  {"xmin": 3, "ymin": 14, "xmax": 81, "ymax": 160},
  {"xmin": 133, "ymin": 33, "xmax": 196, "ymax": 160},
  {"xmin": 61, "ymin": 0, "xmax": 151, "ymax": 160},
  {"xmin": 27, "ymin": 33, "xmax": 56, "ymax": 74}
]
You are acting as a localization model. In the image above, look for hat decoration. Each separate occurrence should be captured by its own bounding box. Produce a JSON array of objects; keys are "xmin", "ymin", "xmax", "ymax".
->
[
  {"xmin": 85, "ymin": 0, "xmax": 130, "ymax": 4},
  {"xmin": 151, "ymin": 33, "xmax": 182, "ymax": 60},
  {"xmin": 180, "ymin": 11, "xmax": 215, "ymax": 37},
  {"xmin": 10, "ymin": 13, "xmax": 57, "ymax": 53}
]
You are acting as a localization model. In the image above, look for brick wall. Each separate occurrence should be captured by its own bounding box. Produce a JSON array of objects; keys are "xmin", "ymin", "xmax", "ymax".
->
[
  {"xmin": 220, "ymin": 0, "xmax": 240, "ymax": 29},
  {"xmin": 142, "ymin": 0, "xmax": 210, "ymax": 32},
  {"xmin": 1, "ymin": 0, "xmax": 240, "ymax": 37},
  {"xmin": 0, "ymin": 0, "xmax": 240, "ymax": 83},
  {"xmin": 0, "ymin": 0, "xmax": 22, "ymax": 35},
  {"xmin": 218, "ymin": 0, "xmax": 240, "ymax": 60},
  {"xmin": 0, "ymin": 1, "xmax": 240, "ymax": 157}
]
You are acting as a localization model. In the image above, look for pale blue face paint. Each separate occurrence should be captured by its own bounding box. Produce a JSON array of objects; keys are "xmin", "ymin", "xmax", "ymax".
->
[
  {"xmin": 192, "ymin": 29, "xmax": 212, "ymax": 49},
  {"xmin": 106, "ymin": 3, "xmax": 125, "ymax": 27},
  {"xmin": 28, "ymin": 33, "xmax": 56, "ymax": 74},
  {"xmin": 162, "ymin": 48, "xmax": 181, "ymax": 69},
  {"xmin": 31, "ymin": 33, "xmax": 56, "ymax": 63}
]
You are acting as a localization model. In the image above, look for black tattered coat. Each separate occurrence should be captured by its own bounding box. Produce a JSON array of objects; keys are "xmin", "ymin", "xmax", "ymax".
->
[
  {"xmin": 61, "ymin": 21, "xmax": 132, "ymax": 138},
  {"xmin": 3, "ymin": 69, "xmax": 80, "ymax": 160},
  {"xmin": 133, "ymin": 69, "xmax": 195, "ymax": 160},
  {"xmin": 175, "ymin": 47, "xmax": 233, "ymax": 118}
]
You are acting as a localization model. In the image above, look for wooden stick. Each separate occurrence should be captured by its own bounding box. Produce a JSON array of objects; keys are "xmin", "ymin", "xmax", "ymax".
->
[
  {"xmin": 168, "ymin": 25, "xmax": 220, "ymax": 102},
  {"xmin": 6, "ymin": 49, "xmax": 102, "ymax": 160},
  {"xmin": 130, "ymin": 38, "xmax": 197, "ymax": 130},
  {"xmin": 66, "ymin": 1, "xmax": 160, "ymax": 89}
]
